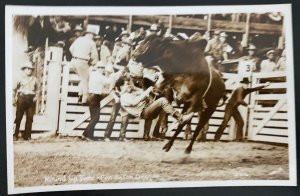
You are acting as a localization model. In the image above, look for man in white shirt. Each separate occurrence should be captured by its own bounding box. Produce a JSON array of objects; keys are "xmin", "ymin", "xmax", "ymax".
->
[
  {"xmin": 82, "ymin": 61, "xmax": 124, "ymax": 141},
  {"xmin": 260, "ymin": 50, "xmax": 277, "ymax": 72},
  {"xmin": 69, "ymin": 28, "xmax": 98, "ymax": 104}
]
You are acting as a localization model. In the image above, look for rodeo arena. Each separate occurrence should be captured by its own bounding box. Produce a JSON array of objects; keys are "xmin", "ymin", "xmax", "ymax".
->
[{"xmin": 11, "ymin": 13, "xmax": 292, "ymax": 187}]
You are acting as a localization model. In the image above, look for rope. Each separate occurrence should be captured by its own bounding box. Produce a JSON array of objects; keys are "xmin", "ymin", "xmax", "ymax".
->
[{"xmin": 202, "ymin": 61, "xmax": 213, "ymax": 100}]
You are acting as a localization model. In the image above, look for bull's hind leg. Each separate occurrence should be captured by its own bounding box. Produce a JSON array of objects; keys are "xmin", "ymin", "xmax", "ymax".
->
[{"xmin": 184, "ymin": 106, "xmax": 216, "ymax": 154}]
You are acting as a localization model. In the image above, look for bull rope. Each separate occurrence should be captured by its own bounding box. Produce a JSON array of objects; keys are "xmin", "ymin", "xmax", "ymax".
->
[{"xmin": 202, "ymin": 61, "xmax": 213, "ymax": 101}]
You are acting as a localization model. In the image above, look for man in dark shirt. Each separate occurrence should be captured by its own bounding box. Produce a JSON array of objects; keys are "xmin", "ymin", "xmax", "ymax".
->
[{"xmin": 214, "ymin": 78, "xmax": 270, "ymax": 141}]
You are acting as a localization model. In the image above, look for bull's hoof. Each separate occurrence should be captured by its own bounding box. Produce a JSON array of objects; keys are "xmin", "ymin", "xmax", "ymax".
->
[
  {"xmin": 184, "ymin": 147, "xmax": 192, "ymax": 154},
  {"xmin": 162, "ymin": 143, "xmax": 172, "ymax": 152}
]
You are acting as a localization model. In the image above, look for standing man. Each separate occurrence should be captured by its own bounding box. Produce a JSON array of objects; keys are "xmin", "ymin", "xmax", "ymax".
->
[
  {"xmin": 69, "ymin": 27, "xmax": 98, "ymax": 104},
  {"xmin": 237, "ymin": 44, "xmax": 259, "ymax": 78},
  {"xmin": 13, "ymin": 62, "xmax": 40, "ymax": 141},
  {"xmin": 260, "ymin": 50, "xmax": 277, "ymax": 72},
  {"xmin": 214, "ymin": 78, "xmax": 270, "ymax": 142},
  {"xmin": 82, "ymin": 61, "xmax": 124, "ymax": 141}
]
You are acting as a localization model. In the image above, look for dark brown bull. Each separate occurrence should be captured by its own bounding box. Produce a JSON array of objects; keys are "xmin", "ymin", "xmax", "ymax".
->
[{"xmin": 132, "ymin": 35, "xmax": 226, "ymax": 154}]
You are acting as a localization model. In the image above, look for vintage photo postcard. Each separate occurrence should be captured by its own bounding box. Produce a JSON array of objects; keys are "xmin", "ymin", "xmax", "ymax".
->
[{"xmin": 5, "ymin": 4, "xmax": 296, "ymax": 195}]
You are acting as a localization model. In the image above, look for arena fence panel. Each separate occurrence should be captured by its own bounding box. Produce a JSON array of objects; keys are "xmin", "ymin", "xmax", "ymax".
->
[
  {"xmin": 21, "ymin": 47, "xmax": 289, "ymax": 144},
  {"xmin": 247, "ymin": 71, "xmax": 288, "ymax": 144}
]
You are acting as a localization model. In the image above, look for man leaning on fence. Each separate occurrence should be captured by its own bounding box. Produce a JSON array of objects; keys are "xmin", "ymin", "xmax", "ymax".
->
[
  {"xmin": 69, "ymin": 26, "xmax": 98, "ymax": 104},
  {"xmin": 13, "ymin": 62, "xmax": 40, "ymax": 141},
  {"xmin": 214, "ymin": 77, "xmax": 270, "ymax": 142}
]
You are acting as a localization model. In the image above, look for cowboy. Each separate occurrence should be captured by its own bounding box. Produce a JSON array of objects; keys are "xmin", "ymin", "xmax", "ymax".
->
[
  {"xmin": 104, "ymin": 60, "xmax": 144, "ymax": 142},
  {"xmin": 82, "ymin": 61, "xmax": 124, "ymax": 141},
  {"xmin": 69, "ymin": 26, "xmax": 98, "ymax": 104},
  {"xmin": 214, "ymin": 78, "xmax": 270, "ymax": 142},
  {"xmin": 13, "ymin": 62, "xmax": 40, "ymax": 141},
  {"xmin": 260, "ymin": 50, "xmax": 277, "ymax": 72},
  {"xmin": 276, "ymin": 49, "xmax": 286, "ymax": 71},
  {"xmin": 120, "ymin": 82, "xmax": 194, "ymax": 141},
  {"xmin": 237, "ymin": 44, "xmax": 259, "ymax": 77}
]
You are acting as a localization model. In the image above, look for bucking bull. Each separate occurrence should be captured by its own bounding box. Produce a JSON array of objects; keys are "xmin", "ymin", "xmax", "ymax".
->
[{"xmin": 132, "ymin": 35, "xmax": 226, "ymax": 154}]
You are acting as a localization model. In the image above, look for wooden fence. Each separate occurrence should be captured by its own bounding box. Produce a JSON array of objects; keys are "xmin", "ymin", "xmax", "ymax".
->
[
  {"xmin": 16, "ymin": 47, "xmax": 289, "ymax": 143},
  {"xmin": 57, "ymin": 67, "xmax": 289, "ymax": 143}
]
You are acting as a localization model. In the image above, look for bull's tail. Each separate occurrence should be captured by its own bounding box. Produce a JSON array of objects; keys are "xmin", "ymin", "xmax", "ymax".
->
[{"xmin": 217, "ymin": 93, "xmax": 228, "ymax": 107}]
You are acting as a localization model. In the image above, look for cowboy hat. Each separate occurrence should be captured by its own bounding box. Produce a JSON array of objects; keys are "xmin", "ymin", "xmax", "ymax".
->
[
  {"xmin": 21, "ymin": 62, "xmax": 34, "ymax": 70},
  {"xmin": 220, "ymin": 32, "xmax": 228, "ymax": 38},
  {"xmin": 246, "ymin": 44, "xmax": 256, "ymax": 50},
  {"xmin": 95, "ymin": 61, "xmax": 106, "ymax": 68},
  {"xmin": 74, "ymin": 25, "xmax": 83, "ymax": 31},
  {"xmin": 93, "ymin": 35, "xmax": 102, "ymax": 40},
  {"xmin": 213, "ymin": 29, "xmax": 221, "ymax": 35},
  {"xmin": 86, "ymin": 24, "xmax": 100, "ymax": 35},
  {"xmin": 176, "ymin": 32, "xmax": 189, "ymax": 40},
  {"xmin": 268, "ymin": 12, "xmax": 282, "ymax": 21},
  {"xmin": 240, "ymin": 77, "xmax": 250, "ymax": 84},
  {"xmin": 150, "ymin": 24, "xmax": 158, "ymax": 32},
  {"xmin": 267, "ymin": 50, "xmax": 275, "ymax": 56}
]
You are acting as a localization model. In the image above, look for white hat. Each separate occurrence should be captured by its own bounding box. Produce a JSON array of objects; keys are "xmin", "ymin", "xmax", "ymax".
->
[
  {"xmin": 86, "ymin": 24, "xmax": 100, "ymax": 35},
  {"xmin": 150, "ymin": 24, "xmax": 158, "ymax": 32},
  {"xmin": 143, "ymin": 69, "xmax": 158, "ymax": 82},
  {"xmin": 267, "ymin": 50, "xmax": 275, "ymax": 56},
  {"xmin": 246, "ymin": 44, "xmax": 256, "ymax": 50},
  {"xmin": 220, "ymin": 32, "xmax": 228, "ymax": 37},
  {"xmin": 176, "ymin": 33, "xmax": 189, "ymax": 40},
  {"xmin": 268, "ymin": 12, "xmax": 282, "ymax": 21},
  {"xmin": 95, "ymin": 61, "xmax": 106, "ymax": 68},
  {"xmin": 74, "ymin": 25, "xmax": 83, "ymax": 31},
  {"xmin": 128, "ymin": 59, "xmax": 144, "ymax": 77},
  {"xmin": 21, "ymin": 62, "xmax": 34, "ymax": 70},
  {"xmin": 105, "ymin": 63, "xmax": 114, "ymax": 73}
]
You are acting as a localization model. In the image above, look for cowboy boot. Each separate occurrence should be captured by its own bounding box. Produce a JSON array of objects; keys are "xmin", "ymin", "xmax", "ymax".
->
[
  {"xmin": 172, "ymin": 111, "xmax": 194, "ymax": 125},
  {"xmin": 119, "ymin": 115, "xmax": 129, "ymax": 141}
]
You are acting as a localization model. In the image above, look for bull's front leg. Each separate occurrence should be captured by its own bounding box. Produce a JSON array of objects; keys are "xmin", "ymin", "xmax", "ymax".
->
[
  {"xmin": 162, "ymin": 103, "xmax": 190, "ymax": 152},
  {"xmin": 184, "ymin": 106, "xmax": 216, "ymax": 154}
]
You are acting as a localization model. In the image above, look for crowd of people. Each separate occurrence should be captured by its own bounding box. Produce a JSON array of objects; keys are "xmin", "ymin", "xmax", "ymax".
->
[{"xmin": 13, "ymin": 16, "xmax": 286, "ymax": 142}]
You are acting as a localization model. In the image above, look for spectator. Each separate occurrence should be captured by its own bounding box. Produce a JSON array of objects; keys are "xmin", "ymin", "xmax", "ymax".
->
[
  {"xmin": 69, "ymin": 26, "xmax": 98, "ymax": 104},
  {"xmin": 276, "ymin": 49, "xmax": 286, "ymax": 71},
  {"xmin": 13, "ymin": 62, "xmax": 40, "ymax": 141},
  {"xmin": 25, "ymin": 16, "xmax": 56, "ymax": 53},
  {"xmin": 94, "ymin": 35, "xmax": 103, "ymax": 61},
  {"xmin": 205, "ymin": 29, "xmax": 231, "ymax": 70},
  {"xmin": 114, "ymin": 31, "xmax": 133, "ymax": 68},
  {"xmin": 50, "ymin": 16, "xmax": 71, "ymax": 43},
  {"xmin": 237, "ymin": 44, "xmax": 259, "ymax": 76},
  {"xmin": 260, "ymin": 50, "xmax": 277, "ymax": 72},
  {"xmin": 100, "ymin": 40, "xmax": 112, "ymax": 65}
]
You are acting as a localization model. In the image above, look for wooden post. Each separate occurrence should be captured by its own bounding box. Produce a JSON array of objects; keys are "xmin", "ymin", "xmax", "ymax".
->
[
  {"xmin": 168, "ymin": 15, "xmax": 173, "ymax": 33},
  {"xmin": 40, "ymin": 38, "xmax": 49, "ymax": 114},
  {"xmin": 207, "ymin": 14, "xmax": 212, "ymax": 31},
  {"xmin": 45, "ymin": 46, "xmax": 63, "ymax": 135},
  {"xmin": 128, "ymin": 15, "xmax": 133, "ymax": 32},
  {"xmin": 278, "ymin": 15, "xmax": 285, "ymax": 49},
  {"xmin": 242, "ymin": 13, "xmax": 251, "ymax": 47}
]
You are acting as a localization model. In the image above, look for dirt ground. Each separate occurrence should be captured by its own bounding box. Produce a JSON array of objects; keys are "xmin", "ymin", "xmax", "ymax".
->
[{"xmin": 13, "ymin": 137, "xmax": 289, "ymax": 187}]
